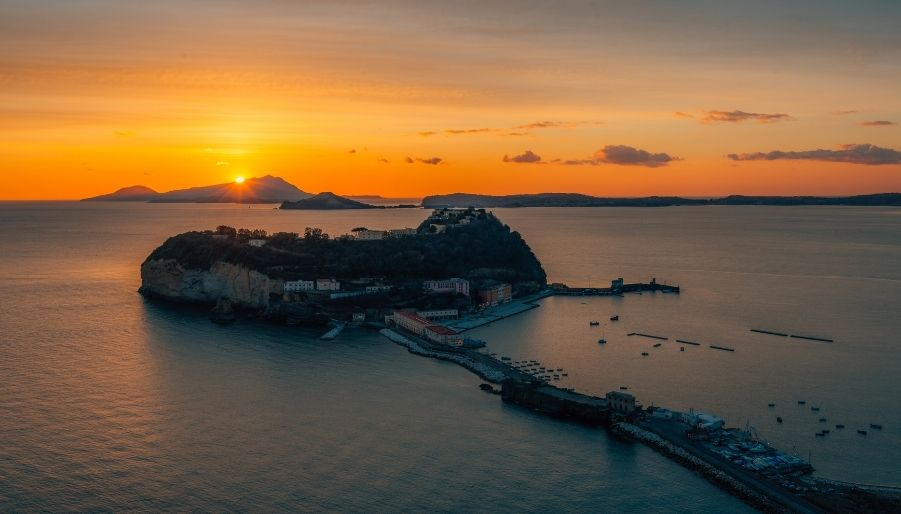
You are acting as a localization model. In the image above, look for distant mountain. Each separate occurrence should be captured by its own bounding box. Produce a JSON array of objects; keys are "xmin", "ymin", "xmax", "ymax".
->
[
  {"xmin": 151, "ymin": 175, "xmax": 310, "ymax": 203},
  {"xmin": 81, "ymin": 185, "xmax": 160, "ymax": 202},
  {"xmin": 83, "ymin": 175, "xmax": 311, "ymax": 203},
  {"xmin": 280, "ymin": 192, "xmax": 378, "ymax": 210},
  {"xmin": 422, "ymin": 192, "xmax": 901, "ymax": 208}
]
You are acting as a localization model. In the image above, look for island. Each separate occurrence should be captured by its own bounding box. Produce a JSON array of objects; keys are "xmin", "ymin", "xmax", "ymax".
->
[
  {"xmin": 279, "ymin": 191, "xmax": 418, "ymax": 210},
  {"xmin": 83, "ymin": 175, "xmax": 311, "ymax": 203},
  {"xmin": 140, "ymin": 208, "xmax": 546, "ymax": 325}
]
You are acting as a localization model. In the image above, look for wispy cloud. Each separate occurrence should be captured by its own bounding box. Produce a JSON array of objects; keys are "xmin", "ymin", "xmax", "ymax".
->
[
  {"xmin": 700, "ymin": 110, "xmax": 792, "ymax": 124},
  {"xmin": 114, "ymin": 130, "xmax": 136, "ymax": 137},
  {"xmin": 377, "ymin": 157, "xmax": 389, "ymax": 164},
  {"xmin": 215, "ymin": 161, "xmax": 230, "ymax": 166},
  {"xmin": 405, "ymin": 156, "xmax": 443, "ymax": 165},
  {"xmin": 673, "ymin": 112, "xmax": 694, "ymax": 119},
  {"xmin": 515, "ymin": 120, "xmax": 598, "ymax": 129},
  {"xmin": 832, "ymin": 110, "xmax": 857, "ymax": 116},
  {"xmin": 444, "ymin": 128, "xmax": 498, "ymax": 134},
  {"xmin": 502, "ymin": 150, "xmax": 543, "ymax": 163},
  {"xmin": 418, "ymin": 131, "xmax": 437, "ymax": 137},
  {"xmin": 348, "ymin": 148, "xmax": 357, "ymax": 154},
  {"xmin": 728, "ymin": 143, "xmax": 901, "ymax": 165},
  {"xmin": 858, "ymin": 120, "xmax": 896, "ymax": 127}
]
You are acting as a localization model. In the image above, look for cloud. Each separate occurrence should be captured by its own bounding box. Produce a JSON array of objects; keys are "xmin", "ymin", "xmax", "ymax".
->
[
  {"xmin": 418, "ymin": 131, "xmax": 436, "ymax": 137},
  {"xmin": 673, "ymin": 112, "xmax": 694, "ymax": 119},
  {"xmin": 699, "ymin": 110, "xmax": 792, "ymax": 124},
  {"xmin": 504, "ymin": 132, "xmax": 530, "ymax": 136},
  {"xmin": 377, "ymin": 158, "xmax": 389, "ymax": 164},
  {"xmin": 503, "ymin": 150, "xmax": 543, "ymax": 163},
  {"xmin": 504, "ymin": 145, "xmax": 677, "ymax": 167},
  {"xmin": 215, "ymin": 161, "xmax": 230, "ymax": 166},
  {"xmin": 832, "ymin": 110, "xmax": 857, "ymax": 116},
  {"xmin": 593, "ymin": 145, "xmax": 677, "ymax": 167},
  {"xmin": 406, "ymin": 156, "xmax": 443, "ymax": 165},
  {"xmin": 444, "ymin": 128, "xmax": 498, "ymax": 134},
  {"xmin": 727, "ymin": 143, "xmax": 901, "ymax": 165},
  {"xmin": 348, "ymin": 149, "xmax": 357, "ymax": 154},
  {"xmin": 859, "ymin": 120, "xmax": 896, "ymax": 127},
  {"xmin": 114, "ymin": 130, "xmax": 136, "ymax": 137},
  {"xmin": 514, "ymin": 120, "xmax": 599, "ymax": 129}
]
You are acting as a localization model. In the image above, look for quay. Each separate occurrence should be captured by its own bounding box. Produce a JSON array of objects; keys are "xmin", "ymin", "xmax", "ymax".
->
[
  {"xmin": 320, "ymin": 321, "xmax": 346, "ymax": 340},
  {"xmin": 551, "ymin": 277, "xmax": 679, "ymax": 296}
]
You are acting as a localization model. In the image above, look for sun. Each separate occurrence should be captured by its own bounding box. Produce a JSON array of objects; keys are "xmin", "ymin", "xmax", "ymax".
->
[{"xmin": 235, "ymin": 176, "xmax": 245, "ymax": 184}]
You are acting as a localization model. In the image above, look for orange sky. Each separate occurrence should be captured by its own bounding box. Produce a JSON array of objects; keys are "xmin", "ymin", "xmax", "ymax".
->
[{"xmin": 2, "ymin": 1, "xmax": 900, "ymax": 200}]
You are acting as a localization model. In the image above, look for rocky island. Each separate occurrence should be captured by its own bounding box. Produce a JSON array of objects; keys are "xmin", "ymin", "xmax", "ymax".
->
[{"xmin": 139, "ymin": 208, "xmax": 546, "ymax": 325}]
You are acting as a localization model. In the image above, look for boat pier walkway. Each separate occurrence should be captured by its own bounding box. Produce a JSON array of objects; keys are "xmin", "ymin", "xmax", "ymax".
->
[{"xmin": 320, "ymin": 321, "xmax": 346, "ymax": 340}]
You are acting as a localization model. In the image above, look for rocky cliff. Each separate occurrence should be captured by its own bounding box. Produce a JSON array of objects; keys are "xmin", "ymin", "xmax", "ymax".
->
[{"xmin": 139, "ymin": 258, "xmax": 281, "ymax": 311}]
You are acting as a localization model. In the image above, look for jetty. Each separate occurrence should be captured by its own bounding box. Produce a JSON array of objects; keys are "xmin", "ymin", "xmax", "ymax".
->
[
  {"xmin": 551, "ymin": 277, "xmax": 679, "ymax": 296},
  {"xmin": 320, "ymin": 321, "xmax": 346, "ymax": 340},
  {"xmin": 628, "ymin": 332, "xmax": 669, "ymax": 341},
  {"xmin": 751, "ymin": 329, "xmax": 834, "ymax": 343}
]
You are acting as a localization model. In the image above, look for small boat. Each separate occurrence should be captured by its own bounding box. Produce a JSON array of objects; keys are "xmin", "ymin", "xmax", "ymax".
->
[
  {"xmin": 598, "ymin": 339, "xmax": 606, "ymax": 344},
  {"xmin": 870, "ymin": 424, "xmax": 883, "ymax": 430},
  {"xmin": 819, "ymin": 418, "xmax": 827, "ymax": 422},
  {"xmin": 641, "ymin": 352, "xmax": 649, "ymax": 356},
  {"xmin": 768, "ymin": 403, "xmax": 776, "ymax": 407},
  {"xmin": 479, "ymin": 383, "xmax": 494, "ymax": 391},
  {"xmin": 798, "ymin": 400, "xmax": 806, "ymax": 405},
  {"xmin": 619, "ymin": 386, "xmax": 628, "ymax": 390},
  {"xmin": 653, "ymin": 343, "xmax": 662, "ymax": 348},
  {"xmin": 835, "ymin": 424, "xmax": 845, "ymax": 429},
  {"xmin": 777, "ymin": 417, "xmax": 783, "ymax": 423},
  {"xmin": 815, "ymin": 432, "xmax": 824, "ymax": 437},
  {"xmin": 589, "ymin": 321, "xmax": 600, "ymax": 326},
  {"xmin": 562, "ymin": 373, "xmax": 568, "ymax": 377},
  {"xmin": 610, "ymin": 315, "xmax": 619, "ymax": 321},
  {"xmin": 858, "ymin": 430, "xmax": 868, "ymax": 436},
  {"xmin": 822, "ymin": 429, "xmax": 830, "ymax": 434},
  {"xmin": 811, "ymin": 407, "xmax": 820, "ymax": 412}
]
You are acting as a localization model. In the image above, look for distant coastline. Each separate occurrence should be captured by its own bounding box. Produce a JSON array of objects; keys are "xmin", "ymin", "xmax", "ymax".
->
[{"xmin": 421, "ymin": 192, "xmax": 901, "ymax": 208}]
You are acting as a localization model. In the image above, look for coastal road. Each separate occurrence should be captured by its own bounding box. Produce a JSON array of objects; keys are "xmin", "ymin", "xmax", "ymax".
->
[{"xmin": 641, "ymin": 419, "xmax": 825, "ymax": 514}]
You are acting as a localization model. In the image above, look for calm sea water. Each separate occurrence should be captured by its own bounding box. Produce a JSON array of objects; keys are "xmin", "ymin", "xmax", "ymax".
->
[{"xmin": 1, "ymin": 202, "xmax": 898, "ymax": 511}]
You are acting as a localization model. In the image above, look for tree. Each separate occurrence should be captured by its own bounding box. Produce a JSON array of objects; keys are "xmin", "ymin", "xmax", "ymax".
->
[{"xmin": 215, "ymin": 225, "xmax": 237, "ymax": 237}]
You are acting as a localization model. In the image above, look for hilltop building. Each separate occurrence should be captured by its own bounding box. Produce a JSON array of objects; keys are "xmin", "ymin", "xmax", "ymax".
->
[
  {"xmin": 316, "ymin": 278, "xmax": 341, "ymax": 291},
  {"xmin": 423, "ymin": 278, "xmax": 470, "ymax": 296},
  {"xmin": 248, "ymin": 239, "xmax": 267, "ymax": 247},
  {"xmin": 284, "ymin": 280, "xmax": 315, "ymax": 293},
  {"xmin": 478, "ymin": 282, "xmax": 512, "ymax": 307}
]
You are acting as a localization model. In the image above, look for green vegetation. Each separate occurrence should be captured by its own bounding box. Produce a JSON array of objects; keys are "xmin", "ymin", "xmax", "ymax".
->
[{"xmin": 145, "ymin": 211, "xmax": 547, "ymax": 296}]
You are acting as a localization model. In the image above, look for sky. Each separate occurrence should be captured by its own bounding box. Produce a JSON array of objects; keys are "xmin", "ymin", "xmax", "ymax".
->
[{"xmin": 1, "ymin": 0, "xmax": 900, "ymax": 199}]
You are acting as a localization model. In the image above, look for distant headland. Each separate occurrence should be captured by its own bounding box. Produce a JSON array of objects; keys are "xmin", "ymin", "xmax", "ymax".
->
[{"xmin": 422, "ymin": 192, "xmax": 901, "ymax": 208}]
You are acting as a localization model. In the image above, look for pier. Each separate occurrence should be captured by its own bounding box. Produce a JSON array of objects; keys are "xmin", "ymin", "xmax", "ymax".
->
[
  {"xmin": 550, "ymin": 278, "xmax": 680, "ymax": 296},
  {"xmin": 320, "ymin": 321, "xmax": 346, "ymax": 340},
  {"xmin": 751, "ymin": 329, "xmax": 834, "ymax": 343}
]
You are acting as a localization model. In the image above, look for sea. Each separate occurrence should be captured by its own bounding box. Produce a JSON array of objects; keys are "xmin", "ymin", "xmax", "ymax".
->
[{"xmin": 1, "ymin": 201, "xmax": 899, "ymax": 512}]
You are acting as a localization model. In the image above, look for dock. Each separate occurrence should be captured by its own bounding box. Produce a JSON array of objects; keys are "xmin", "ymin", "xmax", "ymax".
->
[{"xmin": 320, "ymin": 321, "xmax": 346, "ymax": 340}]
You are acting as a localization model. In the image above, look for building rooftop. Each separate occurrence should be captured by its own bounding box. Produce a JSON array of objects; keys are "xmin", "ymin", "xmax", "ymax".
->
[{"xmin": 426, "ymin": 325, "xmax": 458, "ymax": 336}]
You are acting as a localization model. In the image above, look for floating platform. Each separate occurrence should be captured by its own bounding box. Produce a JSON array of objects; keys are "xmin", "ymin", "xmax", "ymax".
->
[
  {"xmin": 789, "ymin": 334, "xmax": 834, "ymax": 343},
  {"xmin": 675, "ymin": 339, "xmax": 701, "ymax": 346},
  {"xmin": 750, "ymin": 329, "xmax": 788, "ymax": 337},
  {"xmin": 709, "ymin": 345, "xmax": 735, "ymax": 352},
  {"xmin": 628, "ymin": 333, "xmax": 669, "ymax": 341}
]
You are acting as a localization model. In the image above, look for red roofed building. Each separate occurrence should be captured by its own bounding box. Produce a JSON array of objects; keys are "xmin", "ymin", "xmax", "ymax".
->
[{"xmin": 391, "ymin": 310, "xmax": 462, "ymax": 346}]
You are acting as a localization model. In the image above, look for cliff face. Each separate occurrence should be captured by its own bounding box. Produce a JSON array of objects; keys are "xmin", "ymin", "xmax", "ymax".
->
[{"xmin": 140, "ymin": 258, "xmax": 281, "ymax": 310}]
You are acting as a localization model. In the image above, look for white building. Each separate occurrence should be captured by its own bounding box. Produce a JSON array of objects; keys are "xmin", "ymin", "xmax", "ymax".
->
[
  {"xmin": 365, "ymin": 285, "xmax": 392, "ymax": 293},
  {"xmin": 317, "ymin": 278, "xmax": 341, "ymax": 291},
  {"xmin": 388, "ymin": 228, "xmax": 417, "ymax": 237},
  {"xmin": 423, "ymin": 278, "xmax": 470, "ymax": 296},
  {"xmin": 606, "ymin": 391, "xmax": 637, "ymax": 414},
  {"xmin": 284, "ymin": 280, "xmax": 315, "ymax": 293},
  {"xmin": 248, "ymin": 239, "xmax": 267, "ymax": 247},
  {"xmin": 353, "ymin": 229, "xmax": 387, "ymax": 241}
]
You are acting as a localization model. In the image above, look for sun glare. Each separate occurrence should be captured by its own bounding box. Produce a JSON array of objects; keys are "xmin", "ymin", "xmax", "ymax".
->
[{"xmin": 235, "ymin": 176, "xmax": 245, "ymax": 184}]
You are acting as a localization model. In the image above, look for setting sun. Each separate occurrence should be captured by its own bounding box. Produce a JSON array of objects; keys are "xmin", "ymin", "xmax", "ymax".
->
[{"xmin": 235, "ymin": 176, "xmax": 245, "ymax": 184}]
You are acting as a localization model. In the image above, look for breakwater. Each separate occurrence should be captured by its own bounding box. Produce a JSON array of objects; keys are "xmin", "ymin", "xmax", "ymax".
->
[
  {"xmin": 551, "ymin": 280, "xmax": 680, "ymax": 296},
  {"xmin": 501, "ymin": 380, "xmax": 609, "ymax": 425},
  {"xmin": 611, "ymin": 423, "xmax": 790, "ymax": 513}
]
